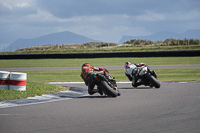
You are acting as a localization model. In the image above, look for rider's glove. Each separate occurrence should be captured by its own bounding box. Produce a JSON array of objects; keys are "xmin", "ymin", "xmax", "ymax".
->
[
  {"xmin": 99, "ymin": 67, "xmax": 105, "ymax": 71},
  {"xmin": 140, "ymin": 63, "xmax": 146, "ymax": 66},
  {"xmin": 96, "ymin": 74, "xmax": 104, "ymax": 80}
]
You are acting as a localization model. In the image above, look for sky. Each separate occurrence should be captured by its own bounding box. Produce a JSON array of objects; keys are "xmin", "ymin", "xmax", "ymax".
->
[{"xmin": 0, "ymin": 0, "xmax": 200, "ymax": 48}]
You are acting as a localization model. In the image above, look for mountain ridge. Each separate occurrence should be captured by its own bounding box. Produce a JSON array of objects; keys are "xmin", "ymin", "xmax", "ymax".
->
[
  {"xmin": 5, "ymin": 29, "xmax": 200, "ymax": 51},
  {"xmin": 6, "ymin": 31, "xmax": 99, "ymax": 51},
  {"xmin": 119, "ymin": 29, "xmax": 200, "ymax": 44}
]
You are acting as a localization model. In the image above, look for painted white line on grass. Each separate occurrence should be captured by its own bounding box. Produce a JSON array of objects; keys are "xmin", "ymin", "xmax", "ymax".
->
[
  {"xmin": 0, "ymin": 90, "xmax": 88, "ymax": 109},
  {"xmin": 47, "ymin": 82, "xmax": 85, "ymax": 84},
  {"xmin": 47, "ymin": 82, "xmax": 132, "ymax": 84},
  {"xmin": 1, "ymin": 81, "xmax": 198, "ymax": 108},
  {"xmin": 47, "ymin": 81, "xmax": 200, "ymax": 84}
]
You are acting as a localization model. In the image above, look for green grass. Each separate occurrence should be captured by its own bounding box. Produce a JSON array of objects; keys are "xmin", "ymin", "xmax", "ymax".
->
[
  {"xmin": 0, "ymin": 57, "xmax": 200, "ymax": 68},
  {"xmin": 109, "ymin": 69, "xmax": 200, "ymax": 82},
  {"xmin": 25, "ymin": 70, "xmax": 82, "ymax": 82},
  {"xmin": 156, "ymin": 69, "xmax": 200, "ymax": 82},
  {"xmin": 0, "ymin": 82, "xmax": 68, "ymax": 101},
  {"xmin": 1, "ymin": 45, "xmax": 200, "ymax": 54},
  {"xmin": 16, "ymin": 68, "xmax": 200, "ymax": 83},
  {"xmin": 104, "ymin": 69, "xmax": 200, "ymax": 82},
  {"xmin": 0, "ymin": 56, "xmax": 200, "ymax": 101}
]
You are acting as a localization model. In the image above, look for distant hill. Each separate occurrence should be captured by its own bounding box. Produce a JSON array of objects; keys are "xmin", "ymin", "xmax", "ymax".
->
[
  {"xmin": 119, "ymin": 29, "xmax": 200, "ymax": 44},
  {"xmin": 6, "ymin": 31, "xmax": 100, "ymax": 51}
]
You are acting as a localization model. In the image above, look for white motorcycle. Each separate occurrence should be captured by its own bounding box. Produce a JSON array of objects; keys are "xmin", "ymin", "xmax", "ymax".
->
[{"xmin": 126, "ymin": 65, "xmax": 161, "ymax": 88}]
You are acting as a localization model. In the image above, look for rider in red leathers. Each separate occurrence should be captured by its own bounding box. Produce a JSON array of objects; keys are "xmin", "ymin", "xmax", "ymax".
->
[{"xmin": 81, "ymin": 63, "xmax": 109, "ymax": 95}]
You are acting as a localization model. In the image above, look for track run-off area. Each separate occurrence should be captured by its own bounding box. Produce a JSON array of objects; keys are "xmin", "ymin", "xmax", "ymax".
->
[
  {"xmin": 1, "ymin": 64, "xmax": 200, "ymax": 71},
  {"xmin": 0, "ymin": 65, "xmax": 200, "ymax": 133}
]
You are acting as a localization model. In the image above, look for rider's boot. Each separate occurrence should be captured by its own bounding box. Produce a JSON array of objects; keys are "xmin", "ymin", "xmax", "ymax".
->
[
  {"xmin": 117, "ymin": 90, "xmax": 121, "ymax": 96},
  {"xmin": 97, "ymin": 86, "xmax": 103, "ymax": 95},
  {"xmin": 88, "ymin": 90, "xmax": 97, "ymax": 95}
]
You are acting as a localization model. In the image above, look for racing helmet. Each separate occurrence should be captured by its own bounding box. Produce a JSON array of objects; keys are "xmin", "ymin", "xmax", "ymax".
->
[
  {"xmin": 124, "ymin": 62, "xmax": 131, "ymax": 69},
  {"xmin": 82, "ymin": 63, "xmax": 90, "ymax": 68}
]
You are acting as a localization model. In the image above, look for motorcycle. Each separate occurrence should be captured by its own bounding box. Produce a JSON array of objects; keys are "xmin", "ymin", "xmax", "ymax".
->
[
  {"xmin": 127, "ymin": 65, "xmax": 161, "ymax": 88},
  {"xmin": 94, "ymin": 71, "xmax": 120, "ymax": 97}
]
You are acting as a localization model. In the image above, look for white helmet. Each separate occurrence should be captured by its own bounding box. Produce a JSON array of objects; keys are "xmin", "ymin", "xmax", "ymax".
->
[{"xmin": 124, "ymin": 62, "xmax": 131, "ymax": 69}]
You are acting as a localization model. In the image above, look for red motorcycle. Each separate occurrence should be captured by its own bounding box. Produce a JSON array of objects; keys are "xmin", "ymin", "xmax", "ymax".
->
[{"xmin": 95, "ymin": 71, "xmax": 120, "ymax": 97}]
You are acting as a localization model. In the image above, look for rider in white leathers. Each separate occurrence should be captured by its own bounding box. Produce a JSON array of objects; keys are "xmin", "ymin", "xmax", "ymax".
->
[{"xmin": 124, "ymin": 62, "xmax": 156, "ymax": 87}]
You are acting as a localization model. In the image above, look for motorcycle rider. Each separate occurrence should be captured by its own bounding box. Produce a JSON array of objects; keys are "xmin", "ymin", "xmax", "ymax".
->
[
  {"xmin": 124, "ymin": 62, "xmax": 156, "ymax": 87},
  {"xmin": 80, "ymin": 63, "xmax": 109, "ymax": 95}
]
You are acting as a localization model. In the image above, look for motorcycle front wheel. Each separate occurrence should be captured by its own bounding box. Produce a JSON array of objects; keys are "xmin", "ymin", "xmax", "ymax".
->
[
  {"xmin": 147, "ymin": 73, "xmax": 161, "ymax": 88},
  {"xmin": 99, "ymin": 81, "xmax": 118, "ymax": 97}
]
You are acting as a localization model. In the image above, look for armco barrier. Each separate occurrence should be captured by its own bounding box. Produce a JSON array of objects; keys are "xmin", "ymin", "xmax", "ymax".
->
[
  {"xmin": 0, "ymin": 71, "xmax": 27, "ymax": 91},
  {"xmin": 0, "ymin": 50, "xmax": 200, "ymax": 59}
]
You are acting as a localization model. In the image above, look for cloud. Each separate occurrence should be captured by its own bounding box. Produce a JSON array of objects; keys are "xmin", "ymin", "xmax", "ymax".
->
[
  {"xmin": 0, "ymin": 0, "xmax": 36, "ymax": 18},
  {"xmin": 0, "ymin": 0, "xmax": 34, "ymax": 10},
  {"xmin": 0, "ymin": 0, "xmax": 200, "ymax": 45},
  {"xmin": 36, "ymin": 0, "xmax": 153, "ymax": 18},
  {"xmin": 135, "ymin": 11, "xmax": 165, "ymax": 22}
]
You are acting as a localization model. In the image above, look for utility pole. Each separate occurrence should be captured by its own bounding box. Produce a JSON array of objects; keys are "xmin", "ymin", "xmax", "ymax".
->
[
  {"xmin": 3, "ymin": 46, "xmax": 5, "ymax": 52},
  {"xmin": 168, "ymin": 41, "xmax": 170, "ymax": 48},
  {"xmin": 199, "ymin": 39, "xmax": 200, "ymax": 46},
  {"xmin": 159, "ymin": 41, "xmax": 161, "ymax": 48},
  {"xmin": 178, "ymin": 40, "xmax": 179, "ymax": 47}
]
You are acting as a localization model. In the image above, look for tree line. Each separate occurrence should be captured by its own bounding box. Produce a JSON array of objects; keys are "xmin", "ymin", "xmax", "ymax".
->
[
  {"xmin": 124, "ymin": 38, "xmax": 200, "ymax": 46},
  {"xmin": 5, "ymin": 38, "xmax": 200, "ymax": 52}
]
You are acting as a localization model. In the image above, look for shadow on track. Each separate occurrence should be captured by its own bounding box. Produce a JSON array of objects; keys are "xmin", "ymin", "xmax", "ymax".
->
[
  {"xmin": 119, "ymin": 87, "xmax": 158, "ymax": 89},
  {"xmin": 79, "ymin": 95, "xmax": 115, "ymax": 98}
]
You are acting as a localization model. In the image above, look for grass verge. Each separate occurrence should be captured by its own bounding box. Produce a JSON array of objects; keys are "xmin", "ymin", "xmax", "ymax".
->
[
  {"xmin": 0, "ymin": 56, "xmax": 200, "ymax": 101},
  {"xmin": 0, "ymin": 56, "xmax": 200, "ymax": 68},
  {"xmin": 18, "ymin": 69, "xmax": 200, "ymax": 83},
  {"xmin": 1, "ymin": 68, "xmax": 200, "ymax": 101},
  {"xmin": 2, "ymin": 45, "xmax": 200, "ymax": 54},
  {"xmin": 0, "ymin": 82, "xmax": 68, "ymax": 101},
  {"xmin": 1, "ymin": 68, "xmax": 199, "ymax": 101}
]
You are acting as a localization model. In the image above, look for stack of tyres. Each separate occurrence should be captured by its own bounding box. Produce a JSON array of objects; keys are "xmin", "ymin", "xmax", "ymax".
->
[
  {"xmin": 0, "ymin": 71, "xmax": 10, "ymax": 90},
  {"xmin": 0, "ymin": 71, "xmax": 27, "ymax": 91},
  {"xmin": 9, "ymin": 72, "xmax": 27, "ymax": 91}
]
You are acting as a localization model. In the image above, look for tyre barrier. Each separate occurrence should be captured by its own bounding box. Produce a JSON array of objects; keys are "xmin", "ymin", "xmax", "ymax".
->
[
  {"xmin": 0, "ymin": 71, "xmax": 27, "ymax": 91},
  {"xmin": 9, "ymin": 72, "xmax": 27, "ymax": 91},
  {"xmin": 0, "ymin": 71, "xmax": 10, "ymax": 90},
  {"xmin": 0, "ymin": 50, "xmax": 200, "ymax": 59}
]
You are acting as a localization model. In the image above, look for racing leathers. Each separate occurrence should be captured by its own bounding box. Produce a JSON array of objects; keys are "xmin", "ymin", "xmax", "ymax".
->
[{"xmin": 81, "ymin": 65, "xmax": 109, "ymax": 95}]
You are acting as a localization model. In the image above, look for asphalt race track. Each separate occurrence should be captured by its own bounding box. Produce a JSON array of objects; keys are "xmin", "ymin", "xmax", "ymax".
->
[{"xmin": 1, "ymin": 81, "xmax": 200, "ymax": 133}]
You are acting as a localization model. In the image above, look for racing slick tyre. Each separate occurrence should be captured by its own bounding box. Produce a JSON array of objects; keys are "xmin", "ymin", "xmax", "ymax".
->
[
  {"xmin": 147, "ymin": 73, "xmax": 161, "ymax": 88},
  {"xmin": 99, "ymin": 81, "xmax": 118, "ymax": 97}
]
